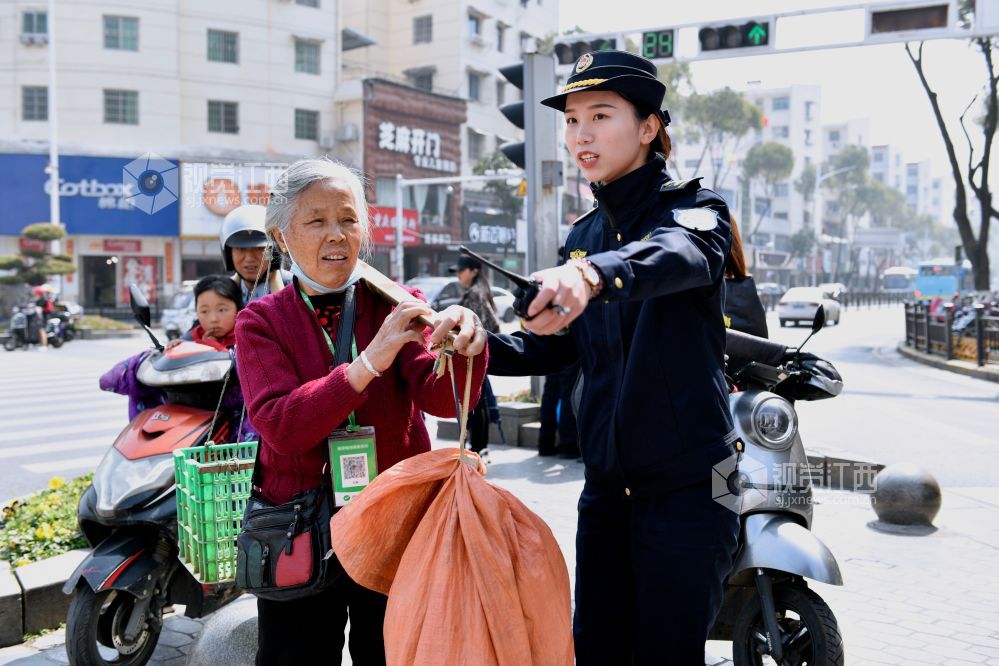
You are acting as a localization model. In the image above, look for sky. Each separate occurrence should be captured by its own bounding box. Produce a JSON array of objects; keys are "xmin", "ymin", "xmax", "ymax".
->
[{"xmin": 558, "ymin": 0, "xmax": 996, "ymax": 184}]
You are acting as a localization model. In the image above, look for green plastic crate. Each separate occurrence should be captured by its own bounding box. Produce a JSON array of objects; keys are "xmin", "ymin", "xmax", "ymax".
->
[{"xmin": 173, "ymin": 440, "xmax": 257, "ymax": 583}]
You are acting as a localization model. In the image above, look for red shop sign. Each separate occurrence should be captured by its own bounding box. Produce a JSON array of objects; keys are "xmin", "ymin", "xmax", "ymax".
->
[
  {"xmin": 104, "ymin": 239, "xmax": 142, "ymax": 253},
  {"xmin": 369, "ymin": 205, "xmax": 420, "ymax": 246}
]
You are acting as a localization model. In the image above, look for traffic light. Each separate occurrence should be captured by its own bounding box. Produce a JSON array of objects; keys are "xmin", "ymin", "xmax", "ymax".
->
[
  {"xmin": 553, "ymin": 37, "xmax": 617, "ymax": 66},
  {"xmin": 698, "ymin": 21, "xmax": 771, "ymax": 52},
  {"xmin": 498, "ymin": 63, "xmax": 526, "ymax": 168}
]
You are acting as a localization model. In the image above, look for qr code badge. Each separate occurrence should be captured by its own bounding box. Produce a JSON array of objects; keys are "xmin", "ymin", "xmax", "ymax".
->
[{"xmin": 340, "ymin": 453, "xmax": 370, "ymax": 488}]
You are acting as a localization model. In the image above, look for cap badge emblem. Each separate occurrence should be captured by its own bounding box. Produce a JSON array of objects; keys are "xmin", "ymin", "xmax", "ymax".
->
[{"xmin": 576, "ymin": 53, "xmax": 594, "ymax": 73}]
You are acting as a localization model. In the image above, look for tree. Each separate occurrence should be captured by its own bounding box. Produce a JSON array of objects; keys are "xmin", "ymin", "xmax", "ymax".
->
[
  {"xmin": 743, "ymin": 142, "xmax": 795, "ymax": 238},
  {"xmin": 795, "ymin": 162, "xmax": 817, "ymax": 227},
  {"xmin": 682, "ymin": 87, "xmax": 762, "ymax": 190},
  {"xmin": 821, "ymin": 145, "xmax": 871, "ymax": 282},
  {"xmin": 473, "ymin": 151, "xmax": 522, "ymax": 219},
  {"xmin": 790, "ymin": 227, "xmax": 816, "ymax": 259},
  {"xmin": 904, "ymin": 1, "xmax": 996, "ymax": 290},
  {"xmin": 0, "ymin": 223, "xmax": 76, "ymax": 287}
]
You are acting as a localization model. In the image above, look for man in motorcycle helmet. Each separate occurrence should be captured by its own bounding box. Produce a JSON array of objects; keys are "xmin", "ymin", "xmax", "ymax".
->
[{"xmin": 220, "ymin": 204, "xmax": 289, "ymax": 303}]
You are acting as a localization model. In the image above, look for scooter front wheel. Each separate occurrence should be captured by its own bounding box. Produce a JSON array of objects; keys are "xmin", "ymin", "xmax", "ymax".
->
[
  {"xmin": 65, "ymin": 585, "xmax": 162, "ymax": 666},
  {"xmin": 732, "ymin": 583, "xmax": 844, "ymax": 666},
  {"xmin": 3, "ymin": 337, "xmax": 16, "ymax": 351}
]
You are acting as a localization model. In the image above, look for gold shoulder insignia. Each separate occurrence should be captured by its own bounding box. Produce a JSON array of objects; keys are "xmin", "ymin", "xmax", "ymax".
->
[
  {"xmin": 660, "ymin": 177, "xmax": 703, "ymax": 193},
  {"xmin": 571, "ymin": 207, "xmax": 598, "ymax": 226}
]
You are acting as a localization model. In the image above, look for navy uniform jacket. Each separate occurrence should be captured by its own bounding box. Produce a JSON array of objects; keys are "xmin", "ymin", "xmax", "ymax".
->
[{"xmin": 488, "ymin": 155, "xmax": 737, "ymax": 496}]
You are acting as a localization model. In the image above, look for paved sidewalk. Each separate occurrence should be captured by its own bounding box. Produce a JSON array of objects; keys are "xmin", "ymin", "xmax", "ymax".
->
[{"xmin": 4, "ymin": 426, "xmax": 998, "ymax": 665}]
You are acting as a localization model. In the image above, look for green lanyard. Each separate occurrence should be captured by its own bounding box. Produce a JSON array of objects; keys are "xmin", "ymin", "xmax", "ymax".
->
[{"xmin": 299, "ymin": 288, "xmax": 359, "ymax": 431}]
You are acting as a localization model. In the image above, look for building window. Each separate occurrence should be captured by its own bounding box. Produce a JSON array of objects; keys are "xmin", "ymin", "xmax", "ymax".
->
[
  {"xmin": 467, "ymin": 13, "xmax": 482, "ymax": 38},
  {"xmin": 296, "ymin": 0, "xmax": 319, "ymax": 6},
  {"xmin": 468, "ymin": 129, "xmax": 486, "ymax": 162},
  {"xmin": 295, "ymin": 39, "xmax": 320, "ymax": 74},
  {"xmin": 496, "ymin": 23, "xmax": 506, "ymax": 52},
  {"xmin": 805, "ymin": 100, "xmax": 814, "ymax": 121},
  {"xmin": 22, "ymin": 11, "xmax": 47, "ymax": 37},
  {"xmin": 772, "ymin": 125, "xmax": 789, "ymax": 139},
  {"xmin": 408, "ymin": 69, "xmax": 434, "ymax": 92},
  {"xmin": 519, "ymin": 31, "xmax": 533, "ymax": 54},
  {"xmin": 496, "ymin": 80, "xmax": 505, "ymax": 106},
  {"xmin": 828, "ymin": 130, "xmax": 841, "ymax": 143},
  {"xmin": 208, "ymin": 100, "xmax": 238, "ymax": 134},
  {"xmin": 468, "ymin": 72, "xmax": 482, "ymax": 102},
  {"xmin": 104, "ymin": 16, "xmax": 138, "ymax": 51},
  {"xmin": 22, "ymin": 86, "xmax": 48, "ymax": 121},
  {"xmin": 413, "ymin": 15, "xmax": 432, "ymax": 44},
  {"xmin": 104, "ymin": 89, "xmax": 138, "ymax": 125},
  {"xmin": 873, "ymin": 150, "xmax": 885, "ymax": 163},
  {"xmin": 774, "ymin": 212, "xmax": 789, "ymax": 220},
  {"xmin": 804, "ymin": 129, "xmax": 813, "ymax": 146},
  {"xmin": 754, "ymin": 198, "xmax": 771, "ymax": 216},
  {"xmin": 772, "ymin": 96, "xmax": 790, "ymax": 111},
  {"xmin": 207, "ymin": 29, "xmax": 238, "ymax": 63},
  {"xmin": 873, "ymin": 173, "xmax": 885, "ymax": 183},
  {"xmin": 295, "ymin": 109, "xmax": 319, "ymax": 140},
  {"xmin": 774, "ymin": 183, "xmax": 790, "ymax": 198}
]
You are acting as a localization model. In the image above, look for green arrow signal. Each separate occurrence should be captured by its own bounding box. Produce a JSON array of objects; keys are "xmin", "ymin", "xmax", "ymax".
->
[{"xmin": 747, "ymin": 23, "xmax": 767, "ymax": 46}]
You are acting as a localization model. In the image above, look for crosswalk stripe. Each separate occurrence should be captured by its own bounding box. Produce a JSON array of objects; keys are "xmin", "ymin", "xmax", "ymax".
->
[
  {"xmin": 0, "ymin": 419, "xmax": 122, "ymax": 444},
  {"xmin": 0, "ymin": 405, "xmax": 122, "ymax": 431},
  {"xmin": 0, "ymin": 391, "xmax": 112, "ymax": 410},
  {"xmin": 0, "ymin": 391, "xmax": 121, "ymax": 416},
  {"xmin": 0, "ymin": 437, "xmax": 110, "ymax": 460},
  {"xmin": 0, "ymin": 426, "xmax": 123, "ymax": 448},
  {"xmin": 0, "ymin": 398, "xmax": 122, "ymax": 424},
  {"xmin": 23, "ymin": 455, "xmax": 104, "ymax": 474}
]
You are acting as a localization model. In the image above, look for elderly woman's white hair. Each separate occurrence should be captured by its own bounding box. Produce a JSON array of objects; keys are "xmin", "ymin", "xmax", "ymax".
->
[{"xmin": 266, "ymin": 158, "xmax": 371, "ymax": 257}]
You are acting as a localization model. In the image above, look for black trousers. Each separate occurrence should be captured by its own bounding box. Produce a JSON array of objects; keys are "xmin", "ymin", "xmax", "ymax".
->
[
  {"xmin": 256, "ymin": 575, "xmax": 388, "ymax": 665},
  {"xmin": 467, "ymin": 396, "xmax": 491, "ymax": 454},
  {"xmin": 573, "ymin": 479, "xmax": 740, "ymax": 665},
  {"xmin": 538, "ymin": 364, "xmax": 580, "ymax": 455}
]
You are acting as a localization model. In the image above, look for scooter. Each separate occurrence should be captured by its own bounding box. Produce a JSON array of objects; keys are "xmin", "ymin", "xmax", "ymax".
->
[
  {"xmin": 709, "ymin": 307, "xmax": 846, "ymax": 666},
  {"xmin": 45, "ymin": 313, "xmax": 65, "ymax": 348},
  {"xmin": 62, "ymin": 285, "xmax": 241, "ymax": 666},
  {"xmin": 4, "ymin": 305, "xmax": 43, "ymax": 351}
]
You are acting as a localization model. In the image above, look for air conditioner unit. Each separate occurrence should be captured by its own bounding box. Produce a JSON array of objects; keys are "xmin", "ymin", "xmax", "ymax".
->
[
  {"xmin": 334, "ymin": 123, "xmax": 358, "ymax": 142},
  {"xmin": 319, "ymin": 133, "xmax": 336, "ymax": 149}
]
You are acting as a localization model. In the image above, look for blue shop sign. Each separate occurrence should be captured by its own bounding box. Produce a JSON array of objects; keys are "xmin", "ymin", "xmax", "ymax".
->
[{"xmin": 0, "ymin": 154, "xmax": 180, "ymax": 236}]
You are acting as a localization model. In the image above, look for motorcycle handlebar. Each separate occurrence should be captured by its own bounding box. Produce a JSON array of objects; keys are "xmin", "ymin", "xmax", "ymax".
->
[{"xmin": 726, "ymin": 329, "xmax": 788, "ymax": 368}]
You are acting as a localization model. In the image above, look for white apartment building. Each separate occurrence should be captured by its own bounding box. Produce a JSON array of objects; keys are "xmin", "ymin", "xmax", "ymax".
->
[
  {"xmin": 1, "ymin": 0, "xmax": 342, "ymax": 307},
  {"xmin": 671, "ymin": 84, "xmax": 822, "ymax": 283},
  {"xmin": 339, "ymin": 0, "xmax": 559, "ymax": 174}
]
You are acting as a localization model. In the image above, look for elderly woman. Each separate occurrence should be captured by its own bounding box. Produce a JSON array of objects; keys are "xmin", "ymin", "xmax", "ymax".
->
[{"xmin": 235, "ymin": 158, "xmax": 487, "ymax": 665}]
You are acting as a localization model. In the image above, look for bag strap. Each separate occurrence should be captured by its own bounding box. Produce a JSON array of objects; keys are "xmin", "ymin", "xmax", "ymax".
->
[{"xmin": 251, "ymin": 284, "xmax": 358, "ymax": 492}]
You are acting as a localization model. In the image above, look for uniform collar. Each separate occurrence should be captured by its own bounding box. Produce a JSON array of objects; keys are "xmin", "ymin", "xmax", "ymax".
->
[{"xmin": 590, "ymin": 154, "xmax": 668, "ymax": 230}]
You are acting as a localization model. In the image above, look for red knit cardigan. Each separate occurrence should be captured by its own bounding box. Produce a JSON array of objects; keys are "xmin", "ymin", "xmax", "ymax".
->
[{"xmin": 235, "ymin": 280, "xmax": 488, "ymax": 504}]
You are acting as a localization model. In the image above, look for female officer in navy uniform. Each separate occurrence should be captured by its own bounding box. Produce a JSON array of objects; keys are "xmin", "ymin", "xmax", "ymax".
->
[{"xmin": 487, "ymin": 50, "xmax": 740, "ymax": 664}]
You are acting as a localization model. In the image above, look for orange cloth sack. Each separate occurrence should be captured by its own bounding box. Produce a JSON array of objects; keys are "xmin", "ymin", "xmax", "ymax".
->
[{"xmin": 330, "ymin": 447, "xmax": 573, "ymax": 666}]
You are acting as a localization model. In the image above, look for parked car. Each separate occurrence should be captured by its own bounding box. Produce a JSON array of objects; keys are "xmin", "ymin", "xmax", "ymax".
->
[
  {"xmin": 778, "ymin": 287, "xmax": 842, "ymax": 327},
  {"xmin": 161, "ymin": 280, "xmax": 198, "ymax": 340},
  {"xmin": 755, "ymin": 282, "xmax": 784, "ymax": 299},
  {"xmin": 405, "ymin": 277, "xmax": 452, "ymax": 305},
  {"xmin": 430, "ymin": 281, "xmax": 517, "ymax": 323},
  {"xmin": 819, "ymin": 282, "xmax": 848, "ymax": 302}
]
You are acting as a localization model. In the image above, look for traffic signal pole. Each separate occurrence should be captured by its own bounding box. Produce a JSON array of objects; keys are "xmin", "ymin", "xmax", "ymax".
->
[{"xmin": 523, "ymin": 53, "xmax": 561, "ymax": 277}]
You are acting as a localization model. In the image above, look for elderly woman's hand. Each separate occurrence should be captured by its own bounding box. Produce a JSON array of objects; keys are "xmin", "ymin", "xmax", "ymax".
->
[
  {"xmin": 362, "ymin": 300, "xmax": 435, "ymax": 373},
  {"xmin": 429, "ymin": 305, "xmax": 486, "ymax": 357}
]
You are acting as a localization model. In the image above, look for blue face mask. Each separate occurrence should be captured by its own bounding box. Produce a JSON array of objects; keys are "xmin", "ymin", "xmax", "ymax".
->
[{"xmin": 283, "ymin": 238, "xmax": 362, "ymax": 294}]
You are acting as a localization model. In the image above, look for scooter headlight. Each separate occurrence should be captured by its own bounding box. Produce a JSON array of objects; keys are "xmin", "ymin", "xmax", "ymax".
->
[
  {"xmin": 93, "ymin": 448, "xmax": 176, "ymax": 517},
  {"xmin": 751, "ymin": 397, "xmax": 798, "ymax": 450}
]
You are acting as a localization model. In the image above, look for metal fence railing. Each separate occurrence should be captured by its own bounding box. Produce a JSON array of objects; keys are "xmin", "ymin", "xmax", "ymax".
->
[
  {"xmin": 903, "ymin": 301, "xmax": 999, "ymax": 367},
  {"xmin": 759, "ymin": 291, "xmax": 909, "ymax": 311}
]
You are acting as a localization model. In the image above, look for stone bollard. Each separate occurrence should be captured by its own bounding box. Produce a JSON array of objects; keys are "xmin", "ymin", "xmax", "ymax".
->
[{"xmin": 870, "ymin": 463, "xmax": 942, "ymax": 527}]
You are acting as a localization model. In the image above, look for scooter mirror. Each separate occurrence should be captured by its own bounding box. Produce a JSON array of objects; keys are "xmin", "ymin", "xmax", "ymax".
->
[
  {"xmin": 811, "ymin": 306, "xmax": 826, "ymax": 333},
  {"xmin": 128, "ymin": 284, "xmax": 152, "ymax": 327}
]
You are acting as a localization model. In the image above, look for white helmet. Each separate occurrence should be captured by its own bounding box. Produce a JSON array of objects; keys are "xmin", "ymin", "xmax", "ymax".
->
[{"xmin": 219, "ymin": 205, "xmax": 269, "ymax": 272}]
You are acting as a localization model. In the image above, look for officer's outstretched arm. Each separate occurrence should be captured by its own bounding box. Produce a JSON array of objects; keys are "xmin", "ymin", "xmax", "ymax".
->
[
  {"xmin": 486, "ymin": 330, "xmax": 578, "ymax": 377},
  {"xmin": 586, "ymin": 190, "xmax": 731, "ymax": 303}
]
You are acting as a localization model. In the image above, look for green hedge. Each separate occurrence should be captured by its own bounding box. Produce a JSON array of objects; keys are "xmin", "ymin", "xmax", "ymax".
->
[{"xmin": 1, "ymin": 474, "xmax": 91, "ymax": 567}]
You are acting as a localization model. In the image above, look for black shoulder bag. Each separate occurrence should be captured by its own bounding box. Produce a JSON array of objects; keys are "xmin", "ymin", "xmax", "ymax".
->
[{"xmin": 234, "ymin": 285, "xmax": 356, "ymax": 601}]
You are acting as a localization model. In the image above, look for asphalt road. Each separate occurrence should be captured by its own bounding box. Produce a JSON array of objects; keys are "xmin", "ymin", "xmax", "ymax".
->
[{"xmin": 1, "ymin": 304, "xmax": 996, "ymax": 505}]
